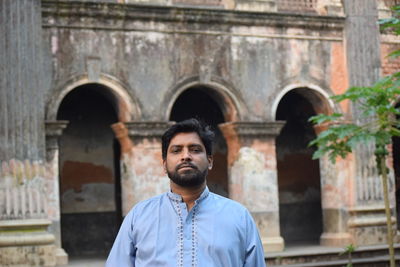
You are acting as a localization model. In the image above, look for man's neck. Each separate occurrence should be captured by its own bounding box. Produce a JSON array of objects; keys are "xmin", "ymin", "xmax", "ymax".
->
[{"xmin": 170, "ymin": 182, "xmax": 206, "ymax": 211}]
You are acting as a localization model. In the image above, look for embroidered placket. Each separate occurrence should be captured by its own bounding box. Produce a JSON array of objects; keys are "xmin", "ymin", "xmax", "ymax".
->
[{"xmin": 173, "ymin": 200, "xmax": 197, "ymax": 267}]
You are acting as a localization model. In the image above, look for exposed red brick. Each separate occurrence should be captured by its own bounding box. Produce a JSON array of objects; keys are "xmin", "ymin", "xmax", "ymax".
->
[
  {"xmin": 111, "ymin": 122, "xmax": 133, "ymax": 154},
  {"xmin": 330, "ymin": 42, "xmax": 349, "ymax": 113},
  {"xmin": 60, "ymin": 161, "xmax": 113, "ymax": 193},
  {"xmin": 381, "ymin": 44, "xmax": 400, "ymax": 76}
]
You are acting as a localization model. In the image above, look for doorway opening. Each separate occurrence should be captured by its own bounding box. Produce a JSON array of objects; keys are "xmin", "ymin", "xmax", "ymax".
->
[
  {"xmin": 275, "ymin": 88, "xmax": 323, "ymax": 246},
  {"xmin": 170, "ymin": 86, "xmax": 228, "ymax": 197},
  {"xmin": 57, "ymin": 83, "xmax": 122, "ymax": 256}
]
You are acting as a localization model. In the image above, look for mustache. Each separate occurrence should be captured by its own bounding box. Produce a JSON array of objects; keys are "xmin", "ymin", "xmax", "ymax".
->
[{"xmin": 176, "ymin": 162, "xmax": 198, "ymax": 170}]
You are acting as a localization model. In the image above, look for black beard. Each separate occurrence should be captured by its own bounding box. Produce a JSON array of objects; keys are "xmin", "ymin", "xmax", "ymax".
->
[{"xmin": 167, "ymin": 166, "xmax": 208, "ymax": 187}]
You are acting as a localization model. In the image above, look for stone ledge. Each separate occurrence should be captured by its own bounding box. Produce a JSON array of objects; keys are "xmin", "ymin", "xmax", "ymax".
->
[
  {"xmin": 0, "ymin": 219, "xmax": 55, "ymax": 247},
  {"xmin": 219, "ymin": 121, "xmax": 286, "ymax": 138},
  {"xmin": 0, "ymin": 219, "xmax": 52, "ymax": 230},
  {"xmin": 348, "ymin": 216, "xmax": 396, "ymax": 227},
  {"xmin": 41, "ymin": 0, "xmax": 345, "ymax": 31},
  {"xmin": 55, "ymin": 247, "xmax": 69, "ymax": 266},
  {"xmin": 45, "ymin": 120, "xmax": 69, "ymax": 137},
  {"xmin": 125, "ymin": 121, "xmax": 174, "ymax": 138},
  {"xmin": 263, "ymin": 236, "xmax": 284, "ymax": 252},
  {"xmin": 0, "ymin": 233, "xmax": 55, "ymax": 247},
  {"xmin": 320, "ymin": 232, "xmax": 352, "ymax": 247}
]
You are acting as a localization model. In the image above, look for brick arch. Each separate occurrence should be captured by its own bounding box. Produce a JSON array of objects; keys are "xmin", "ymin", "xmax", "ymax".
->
[
  {"xmin": 162, "ymin": 76, "xmax": 248, "ymax": 122},
  {"xmin": 46, "ymin": 73, "xmax": 141, "ymax": 122},
  {"xmin": 271, "ymin": 83, "xmax": 337, "ymax": 121}
]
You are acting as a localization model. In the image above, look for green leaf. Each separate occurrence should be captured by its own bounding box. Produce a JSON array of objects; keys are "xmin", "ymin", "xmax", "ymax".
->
[
  {"xmin": 309, "ymin": 113, "xmax": 342, "ymax": 124},
  {"xmin": 389, "ymin": 49, "xmax": 400, "ymax": 59},
  {"xmin": 389, "ymin": 128, "xmax": 400, "ymax": 137}
]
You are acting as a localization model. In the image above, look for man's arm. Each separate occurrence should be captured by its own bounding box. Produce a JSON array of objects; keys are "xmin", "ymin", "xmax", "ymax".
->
[
  {"xmin": 243, "ymin": 211, "xmax": 266, "ymax": 267},
  {"xmin": 106, "ymin": 210, "xmax": 136, "ymax": 267}
]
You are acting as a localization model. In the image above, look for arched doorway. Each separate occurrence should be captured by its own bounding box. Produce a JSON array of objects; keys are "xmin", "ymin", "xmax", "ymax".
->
[
  {"xmin": 170, "ymin": 86, "xmax": 228, "ymax": 197},
  {"xmin": 57, "ymin": 83, "xmax": 122, "ymax": 256},
  {"xmin": 275, "ymin": 88, "xmax": 323, "ymax": 246}
]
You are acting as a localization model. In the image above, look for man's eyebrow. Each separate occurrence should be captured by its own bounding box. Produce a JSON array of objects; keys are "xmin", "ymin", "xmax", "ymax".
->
[
  {"xmin": 169, "ymin": 145, "xmax": 182, "ymax": 148},
  {"xmin": 189, "ymin": 144, "xmax": 203, "ymax": 148},
  {"xmin": 168, "ymin": 145, "xmax": 183, "ymax": 150}
]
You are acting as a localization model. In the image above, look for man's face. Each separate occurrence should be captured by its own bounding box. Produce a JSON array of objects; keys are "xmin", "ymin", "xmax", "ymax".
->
[{"xmin": 163, "ymin": 132, "xmax": 213, "ymax": 187}]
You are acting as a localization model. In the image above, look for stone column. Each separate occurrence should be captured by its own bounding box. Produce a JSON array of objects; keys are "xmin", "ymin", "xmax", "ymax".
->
[
  {"xmin": 314, "ymin": 125, "xmax": 353, "ymax": 247},
  {"xmin": 45, "ymin": 120, "xmax": 69, "ymax": 265},
  {"xmin": 219, "ymin": 121, "xmax": 285, "ymax": 252},
  {"xmin": 0, "ymin": 0, "xmax": 46, "ymax": 162},
  {"xmin": 0, "ymin": 1, "xmax": 56, "ymax": 265},
  {"xmin": 343, "ymin": 0, "xmax": 394, "ymax": 245},
  {"xmin": 112, "ymin": 121, "xmax": 173, "ymax": 216}
]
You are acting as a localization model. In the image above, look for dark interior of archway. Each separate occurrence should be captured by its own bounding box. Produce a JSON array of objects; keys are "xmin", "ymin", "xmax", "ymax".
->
[
  {"xmin": 57, "ymin": 84, "xmax": 122, "ymax": 256},
  {"xmin": 392, "ymin": 104, "xmax": 400, "ymax": 230},
  {"xmin": 275, "ymin": 89, "xmax": 323, "ymax": 245},
  {"xmin": 170, "ymin": 87, "xmax": 228, "ymax": 197}
]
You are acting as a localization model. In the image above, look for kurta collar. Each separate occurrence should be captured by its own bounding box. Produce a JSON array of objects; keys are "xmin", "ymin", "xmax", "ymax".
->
[{"xmin": 167, "ymin": 186, "xmax": 210, "ymax": 204}]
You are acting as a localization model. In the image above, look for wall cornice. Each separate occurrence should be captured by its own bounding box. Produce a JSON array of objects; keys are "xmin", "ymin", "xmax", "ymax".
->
[{"xmin": 41, "ymin": 0, "xmax": 345, "ymax": 32}]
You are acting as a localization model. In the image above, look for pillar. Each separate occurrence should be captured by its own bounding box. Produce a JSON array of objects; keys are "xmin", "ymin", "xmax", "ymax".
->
[
  {"xmin": 45, "ymin": 120, "xmax": 69, "ymax": 265},
  {"xmin": 0, "ymin": 0, "xmax": 56, "ymax": 265},
  {"xmin": 219, "ymin": 121, "xmax": 285, "ymax": 252},
  {"xmin": 112, "ymin": 121, "xmax": 173, "ymax": 216},
  {"xmin": 0, "ymin": 0, "xmax": 46, "ymax": 162},
  {"xmin": 343, "ymin": 0, "xmax": 394, "ymax": 245}
]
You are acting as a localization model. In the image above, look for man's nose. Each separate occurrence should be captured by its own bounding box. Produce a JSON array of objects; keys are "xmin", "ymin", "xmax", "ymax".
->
[{"xmin": 181, "ymin": 149, "xmax": 192, "ymax": 161}]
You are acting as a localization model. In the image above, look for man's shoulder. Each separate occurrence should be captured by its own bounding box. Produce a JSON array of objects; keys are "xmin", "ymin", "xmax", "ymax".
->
[
  {"xmin": 129, "ymin": 193, "xmax": 166, "ymax": 213},
  {"xmin": 208, "ymin": 192, "xmax": 249, "ymax": 214}
]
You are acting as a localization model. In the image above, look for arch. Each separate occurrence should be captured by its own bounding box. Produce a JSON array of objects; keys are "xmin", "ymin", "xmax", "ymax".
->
[
  {"xmin": 46, "ymin": 73, "xmax": 141, "ymax": 122},
  {"xmin": 168, "ymin": 85, "xmax": 229, "ymax": 197},
  {"xmin": 271, "ymin": 83, "xmax": 336, "ymax": 120},
  {"xmin": 162, "ymin": 76, "xmax": 248, "ymax": 122},
  {"xmin": 57, "ymin": 84, "xmax": 122, "ymax": 255},
  {"xmin": 275, "ymin": 89, "xmax": 324, "ymax": 245}
]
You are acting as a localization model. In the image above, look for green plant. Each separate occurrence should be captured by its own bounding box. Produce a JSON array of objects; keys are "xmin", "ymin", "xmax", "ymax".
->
[
  {"xmin": 309, "ymin": 5, "xmax": 400, "ymax": 267},
  {"xmin": 339, "ymin": 244, "xmax": 356, "ymax": 267}
]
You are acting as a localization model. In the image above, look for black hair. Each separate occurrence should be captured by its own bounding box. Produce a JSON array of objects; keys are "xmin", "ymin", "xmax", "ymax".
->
[{"xmin": 162, "ymin": 118, "xmax": 215, "ymax": 160}]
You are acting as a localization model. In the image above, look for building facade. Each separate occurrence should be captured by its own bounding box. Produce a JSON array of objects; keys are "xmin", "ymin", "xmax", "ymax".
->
[{"xmin": 0, "ymin": 0, "xmax": 399, "ymax": 265}]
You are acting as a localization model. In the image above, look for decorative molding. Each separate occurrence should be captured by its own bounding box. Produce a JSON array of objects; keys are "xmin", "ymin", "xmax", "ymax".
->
[
  {"xmin": 219, "ymin": 121, "xmax": 286, "ymax": 138},
  {"xmin": 125, "ymin": 121, "xmax": 174, "ymax": 138},
  {"xmin": 41, "ymin": 0, "xmax": 345, "ymax": 32},
  {"xmin": 45, "ymin": 121, "xmax": 69, "ymax": 138}
]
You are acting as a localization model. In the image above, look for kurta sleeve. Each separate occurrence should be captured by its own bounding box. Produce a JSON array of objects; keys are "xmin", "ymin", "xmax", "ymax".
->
[
  {"xmin": 106, "ymin": 209, "xmax": 136, "ymax": 267},
  {"xmin": 243, "ymin": 210, "xmax": 266, "ymax": 267}
]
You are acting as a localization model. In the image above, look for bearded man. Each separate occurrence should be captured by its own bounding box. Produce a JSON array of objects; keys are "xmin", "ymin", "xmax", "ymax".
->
[{"xmin": 106, "ymin": 118, "xmax": 266, "ymax": 267}]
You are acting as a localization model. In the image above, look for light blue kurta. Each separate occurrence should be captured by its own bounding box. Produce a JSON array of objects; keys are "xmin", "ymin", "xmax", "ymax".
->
[{"xmin": 106, "ymin": 187, "xmax": 266, "ymax": 267}]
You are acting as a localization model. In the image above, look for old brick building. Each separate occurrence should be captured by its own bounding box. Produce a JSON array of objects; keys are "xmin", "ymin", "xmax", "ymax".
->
[{"xmin": 0, "ymin": 0, "xmax": 399, "ymax": 266}]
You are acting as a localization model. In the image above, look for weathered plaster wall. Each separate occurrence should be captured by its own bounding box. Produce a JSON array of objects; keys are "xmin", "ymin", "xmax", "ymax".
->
[
  {"xmin": 40, "ymin": 2, "xmax": 345, "ymax": 253},
  {"xmin": 42, "ymin": 2, "xmax": 344, "ymax": 123}
]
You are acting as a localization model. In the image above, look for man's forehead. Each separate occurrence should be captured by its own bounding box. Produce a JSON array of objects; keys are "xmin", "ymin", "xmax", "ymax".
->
[{"xmin": 169, "ymin": 132, "xmax": 204, "ymax": 146}]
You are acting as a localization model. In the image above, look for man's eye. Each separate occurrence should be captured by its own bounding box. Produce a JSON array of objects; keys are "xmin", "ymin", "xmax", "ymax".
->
[
  {"xmin": 191, "ymin": 148, "xmax": 201, "ymax": 153},
  {"xmin": 171, "ymin": 149, "xmax": 180, "ymax": 153}
]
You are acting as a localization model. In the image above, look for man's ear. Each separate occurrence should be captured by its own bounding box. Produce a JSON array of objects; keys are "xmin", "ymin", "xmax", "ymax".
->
[
  {"xmin": 208, "ymin": 155, "xmax": 213, "ymax": 170},
  {"xmin": 163, "ymin": 159, "xmax": 167, "ymax": 173}
]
